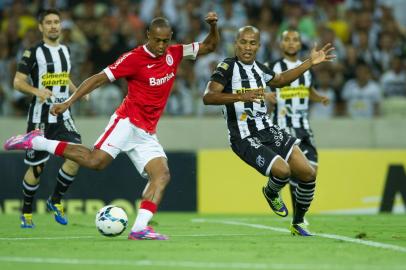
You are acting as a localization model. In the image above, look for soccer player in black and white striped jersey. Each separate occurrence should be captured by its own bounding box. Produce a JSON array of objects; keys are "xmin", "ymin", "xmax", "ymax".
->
[
  {"xmin": 13, "ymin": 9, "xmax": 82, "ymax": 228},
  {"xmin": 266, "ymin": 29, "xmax": 330, "ymax": 224},
  {"xmin": 203, "ymin": 26, "xmax": 335, "ymax": 236}
]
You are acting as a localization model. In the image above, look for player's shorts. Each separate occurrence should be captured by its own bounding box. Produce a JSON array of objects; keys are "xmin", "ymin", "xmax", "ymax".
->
[
  {"xmin": 285, "ymin": 127, "xmax": 318, "ymax": 166},
  {"xmin": 94, "ymin": 114, "xmax": 166, "ymax": 179},
  {"xmin": 25, "ymin": 118, "xmax": 82, "ymax": 166},
  {"xmin": 230, "ymin": 125, "xmax": 300, "ymax": 177}
]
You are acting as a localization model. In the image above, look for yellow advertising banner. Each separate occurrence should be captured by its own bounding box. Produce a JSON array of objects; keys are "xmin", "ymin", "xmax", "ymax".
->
[{"xmin": 198, "ymin": 149, "xmax": 406, "ymax": 214}]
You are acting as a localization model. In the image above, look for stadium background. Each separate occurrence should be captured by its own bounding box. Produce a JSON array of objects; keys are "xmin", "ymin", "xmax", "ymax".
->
[{"xmin": 0, "ymin": 0, "xmax": 405, "ymax": 216}]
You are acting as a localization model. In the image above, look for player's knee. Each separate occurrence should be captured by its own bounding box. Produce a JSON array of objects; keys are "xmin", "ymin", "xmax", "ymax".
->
[
  {"xmin": 276, "ymin": 166, "xmax": 291, "ymax": 179},
  {"xmin": 313, "ymin": 166, "xmax": 318, "ymax": 177},
  {"xmin": 302, "ymin": 166, "xmax": 316, "ymax": 182},
  {"xmin": 158, "ymin": 170, "xmax": 171, "ymax": 186},
  {"xmin": 151, "ymin": 170, "xmax": 171, "ymax": 189},
  {"xmin": 271, "ymin": 158, "xmax": 291, "ymax": 179},
  {"xmin": 271, "ymin": 165, "xmax": 291, "ymax": 179}
]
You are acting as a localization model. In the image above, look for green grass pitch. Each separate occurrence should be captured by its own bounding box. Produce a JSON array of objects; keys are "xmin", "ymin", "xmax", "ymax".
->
[{"xmin": 0, "ymin": 213, "xmax": 405, "ymax": 270}]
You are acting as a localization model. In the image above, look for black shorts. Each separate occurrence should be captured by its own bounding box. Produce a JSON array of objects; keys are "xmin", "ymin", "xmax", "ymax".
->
[
  {"xmin": 230, "ymin": 126, "xmax": 300, "ymax": 176},
  {"xmin": 285, "ymin": 127, "xmax": 318, "ymax": 165},
  {"xmin": 25, "ymin": 119, "xmax": 82, "ymax": 166}
]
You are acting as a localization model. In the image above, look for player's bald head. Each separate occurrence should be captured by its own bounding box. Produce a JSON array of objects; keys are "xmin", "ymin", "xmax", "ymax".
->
[
  {"xmin": 235, "ymin": 26, "xmax": 260, "ymax": 41},
  {"xmin": 148, "ymin": 17, "xmax": 172, "ymax": 32}
]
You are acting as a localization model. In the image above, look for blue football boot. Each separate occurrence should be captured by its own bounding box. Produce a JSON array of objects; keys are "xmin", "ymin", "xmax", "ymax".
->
[
  {"xmin": 46, "ymin": 198, "xmax": 68, "ymax": 225},
  {"xmin": 21, "ymin": 213, "xmax": 35, "ymax": 228},
  {"xmin": 290, "ymin": 223, "xmax": 313, "ymax": 236},
  {"xmin": 262, "ymin": 186, "xmax": 288, "ymax": 217}
]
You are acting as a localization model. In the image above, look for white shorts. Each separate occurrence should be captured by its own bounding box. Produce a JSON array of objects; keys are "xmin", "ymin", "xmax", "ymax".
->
[{"xmin": 94, "ymin": 114, "xmax": 167, "ymax": 178}]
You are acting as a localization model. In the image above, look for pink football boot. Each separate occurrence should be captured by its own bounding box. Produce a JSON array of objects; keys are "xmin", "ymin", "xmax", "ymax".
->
[
  {"xmin": 3, "ymin": 129, "xmax": 44, "ymax": 151},
  {"xmin": 128, "ymin": 226, "xmax": 168, "ymax": 240}
]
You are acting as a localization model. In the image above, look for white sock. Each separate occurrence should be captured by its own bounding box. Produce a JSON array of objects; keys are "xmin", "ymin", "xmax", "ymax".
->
[
  {"xmin": 32, "ymin": 136, "xmax": 60, "ymax": 154},
  {"xmin": 131, "ymin": 209, "xmax": 153, "ymax": 232}
]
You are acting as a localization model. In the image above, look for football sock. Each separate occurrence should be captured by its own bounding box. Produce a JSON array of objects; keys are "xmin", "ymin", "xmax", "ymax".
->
[
  {"xmin": 22, "ymin": 180, "xmax": 39, "ymax": 213},
  {"xmin": 131, "ymin": 200, "xmax": 157, "ymax": 232},
  {"xmin": 32, "ymin": 137, "xmax": 68, "ymax": 157},
  {"xmin": 289, "ymin": 178, "xmax": 299, "ymax": 215},
  {"xmin": 293, "ymin": 180, "xmax": 316, "ymax": 224},
  {"xmin": 32, "ymin": 136, "xmax": 59, "ymax": 153},
  {"xmin": 265, "ymin": 175, "xmax": 289, "ymax": 198},
  {"xmin": 51, "ymin": 168, "xmax": 75, "ymax": 204}
]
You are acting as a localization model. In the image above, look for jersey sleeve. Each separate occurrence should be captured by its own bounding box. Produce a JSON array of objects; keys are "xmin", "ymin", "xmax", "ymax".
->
[
  {"xmin": 182, "ymin": 42, "xmax": 199, "ymax": 60},
  {"xmin": 266, "ymin": 61, "xmax": 280, "ymax": 92},
  {"xmin": 103, "ymin": 51, "xmax": 137, "ymax": 82},
  {"xmin": 210, "ymin": 59, "xmax": 234, "ymax": 86},
  {"xmin": 17, "ymin": 48, "xmax": 36, "ymax": 75},
  {"xmin": 257, "ymin": 61, "xmax": 275, "ymax": 84}
]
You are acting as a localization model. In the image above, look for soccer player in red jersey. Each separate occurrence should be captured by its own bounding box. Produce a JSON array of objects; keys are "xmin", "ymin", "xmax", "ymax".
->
[{"xmin": 4, "ymin": 12, "xmax": 219, "ymax": 240}]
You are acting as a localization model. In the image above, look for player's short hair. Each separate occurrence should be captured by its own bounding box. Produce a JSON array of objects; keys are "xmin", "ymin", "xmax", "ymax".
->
[
  {"xmin": 281, "ymin": 27, "xmax": 301, "ymax": 41},
  {"xmin": 148, "ymin": 17, "xmax": 171, "ymax": 32},
  {"xmin": 38, "ymin": 9, "xmax": 61, "ymax": 24},
  {"xmin": 235, "ymin": 26, "xmax": 260, "ymax": 41}
]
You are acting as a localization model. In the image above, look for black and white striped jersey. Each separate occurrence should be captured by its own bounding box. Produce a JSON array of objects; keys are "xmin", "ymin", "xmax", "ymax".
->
[
  {"xmin": 17, "ymin": 42, "xmax": 72, "ymax": 124},
  {"xmin": 268, "ymin": 58, "xmax": 314, "ymax": 130},
  {"xmin": 210, "ymin": 57, "xmax": 275, "ymax": 141}
]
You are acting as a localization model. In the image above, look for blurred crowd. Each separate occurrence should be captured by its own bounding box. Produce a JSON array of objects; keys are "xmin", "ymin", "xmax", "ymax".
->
[{"xmin": 0, "ymin": 0, "xmax": 405, "ymax": 119}]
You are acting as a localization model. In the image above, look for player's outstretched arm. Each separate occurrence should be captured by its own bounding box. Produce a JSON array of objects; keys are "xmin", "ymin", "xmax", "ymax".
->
[
  {"xmin": 51, "ymin": 72, "xmax": 109, "ymax": 116},
  {"xmin": 269, "ymin": 43, "xmax": 335, "ymax": 88},
  {"xmin": 197, "ymin": 12, "xmax": 219, "ymax": 56},
  {"xmin": 203, "ymin": 81, "xmax": 263, "ymax": 105},
  {"xmin": 69, "ymin": 79, "xmax": 90, "ymax": 101}
]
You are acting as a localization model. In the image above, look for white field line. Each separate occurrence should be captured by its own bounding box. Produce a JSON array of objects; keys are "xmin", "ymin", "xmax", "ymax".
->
[
  {"xmin": 0, "ymin": 236, "xmax": 95, "ymax": 241},
  {"xmin": 0, "ymin": 233, "xmax": 270, "ymax": 241},
  {"xmin": 0, "ymin": 256, "xmax": 404, "ymax": 270},
  {"xmin": 192, "ymin": 219, "xmax": 406, "ymax": 253},
  {"xmin": 171, "ymin": 233, "xmax": 270, "ymax": 237}
]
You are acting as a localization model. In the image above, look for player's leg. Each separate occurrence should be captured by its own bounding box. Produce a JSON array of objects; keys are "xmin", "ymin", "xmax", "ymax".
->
[
  {"xmin": 56, "ymin": 144, "xmax": 114, "ymax": 169},
  {"xmin": 142, "ymin": 157, "xmax": 171, "ymax": 205},
  {"xmin": 287, "ymin": 146, "xmax": 316, "ymax": 236},
  {"xmin": 231, "ymin": 135, "xmax": 291, "ymax": 217},
  {"xmin": 44, "ymin": 120, "xmax": 82, "ymax": 225},
  {"xmin": 20, "ymin": 138, "xmax": 50, "ymax": 228},
  {"xmin": 289, "ymin": 138, "xmax": 318, "ymax": 218},
  {"xmin": 125, "ymin": 127, "xmax": 169, "ymax": 240},
  {"xmin": 4, "ymin": 118, "xmax": 119, "ymax": 170},
  {"xmin": 49, "ymin": 159, "xmax": 79, "ymax": 204},
  {"xmin": 290, "ymin": 137, "xmax": 318, "ymax": 224},
  {"xmin": 129, "ymin": 157, "xmax": 170, "ymax": 240},
  {"xmin": 259, "ymin": 126, "xmax": 301, "ymax": 217},
  {"xmin": 5, "ymin": 131, "xmax": 113, "ymax": 169},
  {"xmin": 46, "ymin": 159, "xmax": 80, "ymax": 225},
  {"xmin": 20, "ymin": 164, "xmax": 44, "ymax": 228},
  {"xmin": 262, "ymin": 157, "xmax": 291, "ymax": 217}
]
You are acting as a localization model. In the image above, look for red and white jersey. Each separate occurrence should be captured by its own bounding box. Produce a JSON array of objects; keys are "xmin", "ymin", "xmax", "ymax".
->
[{"xmin": 103, "ymin": 42, "xmax": 199, "ymax": 133}]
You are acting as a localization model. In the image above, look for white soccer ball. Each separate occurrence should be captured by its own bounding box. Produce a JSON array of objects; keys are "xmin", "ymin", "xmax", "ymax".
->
[{"xmin": 95, "ymin": 205, "xmax": 128, "ymax": 237}]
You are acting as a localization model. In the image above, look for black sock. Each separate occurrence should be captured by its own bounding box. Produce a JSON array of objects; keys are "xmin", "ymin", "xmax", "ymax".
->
[
  {"xmin": 51, "ymin": 168, "xmax": 75, "ymax": 203},
  {"xmin": 22, "ymin": 180, "xmax": 40, "ymax": 214},
  {"xmin": 265, "ymin": 176, "xmax": 289, "ymax": 198},
  {"xmin": 293, "ymin": 180, "xmax": 316, "ymax": 224},
  {"xmin": 289, "ymin": 179, "xmax": 298, "ymax": 215}
]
